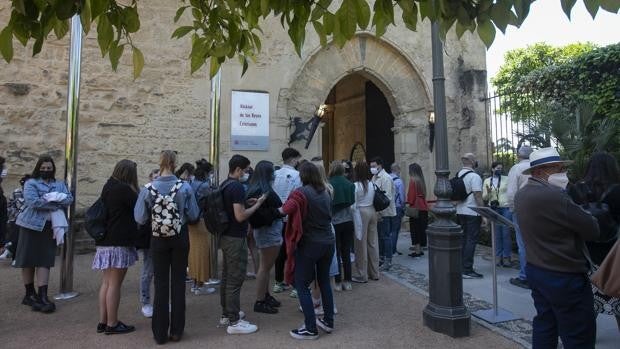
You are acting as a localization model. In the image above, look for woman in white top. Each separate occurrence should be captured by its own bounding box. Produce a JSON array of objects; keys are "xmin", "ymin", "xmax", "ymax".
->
[{"xmin": 351, "ymin": 161, "xmax": 379, "ymax": 283}]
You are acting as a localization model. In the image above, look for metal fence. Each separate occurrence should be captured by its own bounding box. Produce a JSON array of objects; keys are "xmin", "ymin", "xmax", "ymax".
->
[{"xmin": 484, "ymin": 91, "xmax": 557, "ymax": 170}]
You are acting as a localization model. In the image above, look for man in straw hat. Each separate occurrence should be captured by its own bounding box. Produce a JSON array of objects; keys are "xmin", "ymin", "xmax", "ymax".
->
[
  {"xmin": 505, "ymin": 145, "xmax": 533, "ymax": 289},
  {"xmin": 515, "ymin": 147, "xmax": 600, "ymax": 349}
]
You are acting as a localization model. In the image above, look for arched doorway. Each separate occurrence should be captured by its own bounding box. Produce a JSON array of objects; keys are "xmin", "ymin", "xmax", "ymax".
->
[{"xmin": 321, "ymin": 74, "xmax": 395, "ymax": 166}]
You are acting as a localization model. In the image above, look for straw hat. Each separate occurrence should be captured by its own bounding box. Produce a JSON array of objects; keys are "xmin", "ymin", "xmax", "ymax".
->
[{"xmin": 522, "ymin": 147, "xmax": 572, "ymax": 174}]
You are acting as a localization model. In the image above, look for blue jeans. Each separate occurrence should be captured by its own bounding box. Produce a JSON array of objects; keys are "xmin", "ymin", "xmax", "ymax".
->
[
  {"xmin": 377, "ymin": 216, "xmax": 393, "ymax": 262},
  {"xmin": 140, "ymin": 248, "xmax": 154, "ymax": 305},
  {"xmin": 526, "ymin": 264, "xmax": 596, "ymax": 349},
  {"xmin": 295, "ymin": 241, "xmax": 335, "ymax": 331},
  {"xmin": 390, "ymin": 208, "xmax": 404, "ymax": 254},
  {"xmin": 513, "ymin": 213, "xmax": 527, "ymax": 280},
  {"xmin": 457, "ymin": 214, "xmax": 482, "ymax": 273},
  {"xmin": 493, "ymin": 207, "xmax": 513, "ymax": 258}
]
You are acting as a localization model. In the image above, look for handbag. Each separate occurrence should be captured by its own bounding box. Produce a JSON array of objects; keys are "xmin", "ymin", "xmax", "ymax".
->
[
  {"xmin": 372, "ymin": 183, "xmax": 391, "ymax": 212},
  {"xmin": 85, "ymin": 197, "xmax": 107, "ymax": 242},
  {"xmin": 405, "ymin": 206, "xmax": 419, "ymax": 218},
  {"xmin": 591, "ymin": 239, "xmax": 620, "ymax": 298}
]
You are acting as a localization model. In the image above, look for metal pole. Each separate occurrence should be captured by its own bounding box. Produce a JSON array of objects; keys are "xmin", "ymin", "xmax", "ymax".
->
[
  {"xmin": 207, "ymin": 69, "xmax": 222, "ymax": 284},
  {"xmin": 491, "ymin": 221, "xmax": 498, "ymax": 315},
  {"xmin": 55, "ymin": 15, "xmax": 82, "ymax": 300},
  {"xmin": 422, "ymin": 20, "xmax": 471, "ymax": 337}
]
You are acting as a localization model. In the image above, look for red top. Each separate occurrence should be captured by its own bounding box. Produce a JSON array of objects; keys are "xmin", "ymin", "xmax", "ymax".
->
[
  {"xmin": 406, "ymin": 179, "xmax": 429, "ymax": 211},
  {"xmin": 281, "ymin": 189, "xmax": 308, "ymax": 285}
]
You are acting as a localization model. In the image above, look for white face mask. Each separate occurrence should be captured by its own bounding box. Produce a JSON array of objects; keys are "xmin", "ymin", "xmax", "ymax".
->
[
  {"xmin": 240, "ymin": 173, "xmax": 250, "ymax": 183},
  {"xmin": 370, "ymin": 167, "xmax": 379, "ymax": 175},
  {"xmin": 0, "ymin": 169, "xmax": 7, "ymax": 178},
  {"xmin": 548, "ymin": 172, "xmax": 569, "ymax": 189}
]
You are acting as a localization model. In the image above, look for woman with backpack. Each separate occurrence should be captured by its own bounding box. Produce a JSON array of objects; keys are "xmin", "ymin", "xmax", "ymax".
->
[
  {"xmin": 14, "ymin": 155, "xmax": 73, "ymax": 313},
  {"xmin": 568, "ymin": 152, "xmax": 620, "ymax": 330},
  {"xmin": 187, "ymin": 159, "xmax": 216, "ymax": 295},
  {"xmin": 406, "ymin": 163, "xmax": 429, "ymax": 258},
  {"xmin": 351, "ymin": 161, "xmax": 378, "ymax": 283},
  {"xmin": 93, "ymin": 159, "xmax": 140, "ymax": 335},
  {"xmin": 245, "ymin": 160, "xmax": 284, "ymax": 314},
  {"xmin": 134, "ymin": 150, "xmax": 200, "ymax": 345}
]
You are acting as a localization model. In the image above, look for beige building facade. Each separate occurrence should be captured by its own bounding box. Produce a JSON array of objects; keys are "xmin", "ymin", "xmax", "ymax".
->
[{"xmin": 0, "ymin": 1, "xmax": 488, "ymax": 207}]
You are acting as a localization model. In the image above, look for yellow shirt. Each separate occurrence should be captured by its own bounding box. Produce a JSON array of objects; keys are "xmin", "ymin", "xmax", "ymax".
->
[{"xmin": 482, "ymin": 175, "xmax": 509, "ymax": 207}]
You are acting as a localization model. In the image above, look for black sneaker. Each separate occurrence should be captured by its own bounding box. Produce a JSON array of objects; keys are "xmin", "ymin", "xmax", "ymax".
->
[
  {"xmin": 462, "ymin": 271, "xmax": 483, "ymax": 279},
  {"xmin": 316, "ymin": 318, "xmax": 333, "ymax": 333},
  {"xmin": 254, "ymin": 301, "xmax": 278, "ymax": 314},
  {"xmin": 105, "ymin": 321, "xmax": 136, "ymax": 335},
  {"xmin": 97, "ymin": 323, "xmax": 106, "ymax": 333},
  {"xmin": 290, "ymin": 326, "xmax": 319, "ymax": 340},
  {"xmin": 265, "ymin": 293, "xmax": 281, "ymax": 308},
  {"xmin": 509, "ymin": 277, "xmax": 530, "ymax": 289}
]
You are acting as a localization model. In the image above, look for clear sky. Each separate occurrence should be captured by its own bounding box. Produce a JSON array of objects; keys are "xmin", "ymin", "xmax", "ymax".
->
[{"xmin": 486, "ymin": 0, "xmax": 620, "ymax": 88}]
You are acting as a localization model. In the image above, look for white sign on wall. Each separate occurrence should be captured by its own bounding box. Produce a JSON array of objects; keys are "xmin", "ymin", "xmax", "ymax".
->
[{"xmin": 230, "ymin": 90, "xmax": 269, "ymax": 151}]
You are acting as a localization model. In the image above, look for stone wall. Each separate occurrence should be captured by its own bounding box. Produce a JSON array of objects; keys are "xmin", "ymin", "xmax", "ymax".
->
[{"xmin": 0, "ymin": 1, "xmax": 488, "ymax": 206}]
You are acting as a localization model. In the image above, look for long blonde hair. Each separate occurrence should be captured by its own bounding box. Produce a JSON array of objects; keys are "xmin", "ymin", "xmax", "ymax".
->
[{"xmin": 312, "ymin": 159, "xmax": 333, "ymax": 197}]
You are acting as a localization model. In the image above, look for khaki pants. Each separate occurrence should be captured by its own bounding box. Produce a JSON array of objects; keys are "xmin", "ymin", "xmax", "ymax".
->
[{"xmin": 353, "ymin": 206, "xmax": 380, "ymax": 281}]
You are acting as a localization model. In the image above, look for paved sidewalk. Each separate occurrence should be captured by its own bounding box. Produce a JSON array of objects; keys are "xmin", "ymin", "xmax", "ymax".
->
[
  {"xmin": 390, "ymin": 231, "xmax": 619, "ymax": 349},
  {"xmin": 0, "ymin": 252, "xmax": 519, "ymax": 348}
]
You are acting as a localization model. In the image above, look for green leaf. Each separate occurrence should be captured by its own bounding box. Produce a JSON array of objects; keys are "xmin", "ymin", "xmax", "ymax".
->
[
  {"xmin": 261, "ymin": 0, "xmax": 270, "ymax": 17},
  {"xmin": 91, "ymin": 0, "xmax": 110, "ymax": 20},
  {"xmin": 32, "ymin": 37, "xmax": 43, "ymax": 56},
  {"xmin": 600, "ymin": 0, "xmax": 620, "ymax": 12},
  {"xmin": 122, "ymin": 6, "xmax": 140, "ymax": 33},
  {"xmin": 560, "ymin": 0, "xmax": 577, "ymax": 18},
  {"xmin": 455, "ymin": 21, "xmax": 468, "ymax": 38},
  {"xmin": 97, "ymin": 14, "xmax": 113, "ymax": 56},
  {"xmin": 398, "ymin": 0, "xmax": 418, "ymax": 31},
  {"xmin": 476, "ymin": 19, "xmax": 495, "ymax": 48},
  {"xmin": 53, "ymin": 19, "xmax": 69, "ymax": 39},
  {"xmin": 171, "ymin": 26, "xmax": 194, "ymax": 39},
  {"xmin": 313, "ymin": 20, "xmax": 327, "ymax": 46},
  {"xmin": 337, "ymin": 0, "xmax": 357, "ymax": 39},
  {"xmin": 132, "ymin": 46, "xmax": 144, "ymax": 79},
  {"xmin": 55, "ymin": 0, "xmax": 77, "ymax": 20},
  {"xmin": 11, "ymin": 16, "xmax": 30, "ymax": 46},
  {"xmin": 584, "ymin": 0, "xmax": 600, "ymax": 18},
  {"xmin": 12, "ymin": 0, "xmax": 26, "ymax": 15},
  {"xmin": 209, "ymin": 56, "xmax": 220, "ymax": 78},
  {"xmin": 490, "ymin": 3, "xmax": 510, "ymax": 33},
  {"xmin": 80, "ymin": 0, "xmax": 91, "ymax": 34},
  {"xmin": 241, "ymin": 56, "xmax": 249, "ymax": 76},
  {"xmin": 252, "ymin": 33, "xmax": 262, "ymax": 52},
  {"xmin": 174, "ymin": 6, "xmax": 189, "ymax": 23},
  {"xmin": 109, "ymin": 41, "xmax": 124, "ymax": 71},
  {"xmin": 323, "ymin": 12, "xmax": 335, "ymax": 34},
  {"xmin": 354, "ymin": 0, "xmax": 371, "ymax": 30},
  {"xmin": 0, "ymin": 26, "xmax": 14, "ymax": 63},
  {"xmin": 513, "ymin": 0, "xmax": 532, "ymax": 25},
  {"xmin": 190, "ymin": 53, "xmax": 205, "ymax": 74}
]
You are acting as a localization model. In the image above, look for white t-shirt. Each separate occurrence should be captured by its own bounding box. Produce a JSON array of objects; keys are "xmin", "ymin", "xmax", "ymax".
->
[
  {"xmin": 455, "ymin": 168, "xmax": 482, "ymax": 216},
  {"xmin": 355, "ymin": 181, "xmax": 375, "ymax": 207},
  {"xmin": 273, "ymin": 164, "xmax": 301, "ymax": 203}
]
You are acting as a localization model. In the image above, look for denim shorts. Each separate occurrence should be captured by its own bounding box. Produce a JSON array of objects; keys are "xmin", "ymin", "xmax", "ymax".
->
[{"xmin": 253, "ymin": 219, "xmax": 283, "ymax": 249}]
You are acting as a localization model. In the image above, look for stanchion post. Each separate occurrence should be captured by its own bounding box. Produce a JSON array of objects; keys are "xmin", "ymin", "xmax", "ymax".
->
[
  {"xmin": 55, "ymin": 15, "xmax": 83, "ymax": 301},
  {"xmin": 207, "ymin": 69, "xmax": 222, "ymax": 284}
]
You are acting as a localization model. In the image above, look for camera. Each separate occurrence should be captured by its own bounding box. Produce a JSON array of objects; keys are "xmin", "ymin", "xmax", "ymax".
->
[{"xmin": 490, "ymin": 200, "xmax": 500, "ymax": 209}]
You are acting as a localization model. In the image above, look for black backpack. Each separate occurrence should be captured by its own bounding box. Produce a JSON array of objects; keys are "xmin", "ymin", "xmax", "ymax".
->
[
  {"xmin": 202, "ymin": 180, "xmax": 234, "ymax": 236},
  {"xmin": 450, "ymin": 170, "xmax": 474, "ymax": 201},
  {"xmin": 573, "ymin": 182, "xmax": 619, "ymax": 243},
  {"xmin": 85, "ymin": 197, "xmax": 107, "ymax": 242},
  {"xmin": 373, "ymin": 183, "xmax": 391, "ymax": 211}
]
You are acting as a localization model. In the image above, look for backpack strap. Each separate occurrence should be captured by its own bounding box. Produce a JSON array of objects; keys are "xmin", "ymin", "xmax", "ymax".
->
[
  {"xmin": 459, "ymin": 170, "xmax": 474, "ymax": 179},
  {"xmin": 168, "ymin": 180, "xmax": 184, "ymax": 200}
]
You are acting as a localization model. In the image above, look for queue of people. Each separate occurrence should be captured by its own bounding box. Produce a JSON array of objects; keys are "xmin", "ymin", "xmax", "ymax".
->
[{"xmin": 0, "ymin": 145, "xmax": 618, "ymax": 347}]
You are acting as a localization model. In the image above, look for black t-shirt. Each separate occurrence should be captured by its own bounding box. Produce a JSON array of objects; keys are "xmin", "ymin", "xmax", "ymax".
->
[{"xmin": 222, "ymin": 178, "xmax": 248, "ymax": 238}]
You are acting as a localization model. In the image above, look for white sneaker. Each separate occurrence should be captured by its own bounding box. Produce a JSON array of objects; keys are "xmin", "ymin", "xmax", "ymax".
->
[
  {"xmin": 206, "ymin": 278, "xmax": 221, "ymax": 286},
  {"xmin": 219, "ymin": 311, "xmax": 246, "ymax": 326},
  {"xmin": 193, "ymin": 285, "xmax": 216, "ymax": 295},
  {"xmin": 227, "ymin": 319, "xmax": 258, "ymax": 334},
  {"xmin": 343, "ymin": 282, "xmax": 352, "ymax": 291},
  {"xmin": 0, "ymin": 249, "xmax": 11, "ymax": 260},
  {"xmin": 141, "ymin": 304, "xmax": 153, "ymax": 318}
]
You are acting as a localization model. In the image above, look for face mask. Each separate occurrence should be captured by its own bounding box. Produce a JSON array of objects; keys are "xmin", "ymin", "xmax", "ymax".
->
[
  {"xmin": 40, "ymin": 170, "xmax": 54, "ymax": 180},
  {"xmin": 493, "ymin": 170, "xmax": 502, "ymax": 176},
  {"xmin": 548, "ymin": 172, "xmax": 569, "ymax": 189},
  {"xmin": 370, "ymin": 167, "xmax": 379, "ymax": 175},
  {"xmin": 0, "ymin": 169, "xmax": 7, "ymax": 178},
  {"xmin": 240, "ymin": 173, "xmax": 250, "ymax": 183}
]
